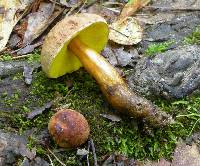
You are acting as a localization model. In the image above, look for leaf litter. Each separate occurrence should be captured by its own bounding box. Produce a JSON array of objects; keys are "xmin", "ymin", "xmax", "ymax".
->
[
  {"xmin": 0, "ymin": 0, "xmax": 33, "ymax": 52},
  {"xmin": 1, "ymin": 0, "xmax": 200, "ymax": 165}
]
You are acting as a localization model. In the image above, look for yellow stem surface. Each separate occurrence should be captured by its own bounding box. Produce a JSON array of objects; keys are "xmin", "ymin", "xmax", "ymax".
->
[
  {"xmin": 68, "ymin": 37, "xmax": 171, "ymax": 126},
  {"xmin": 69, "ymin": 37, "xmax": 125, "ymax": 86}
]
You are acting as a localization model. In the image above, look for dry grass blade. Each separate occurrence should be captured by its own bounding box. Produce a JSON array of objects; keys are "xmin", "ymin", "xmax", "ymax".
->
[
  {"xmin": 47, "ymin": 148, "xmax": 66, "ymax": 166},
  {"xmin": 89, "ymin": 138, "xmax": 98, "ymax": 166}
]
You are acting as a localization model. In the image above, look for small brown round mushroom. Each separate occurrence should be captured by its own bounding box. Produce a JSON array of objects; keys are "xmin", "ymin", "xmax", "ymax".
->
[
  {"xmin": 48, "ymin": 109, "xmax": 90, "ymax": 148},
  {"xmin": 41, "ymin": 13, "xmax": 172, "ymax": 127}
]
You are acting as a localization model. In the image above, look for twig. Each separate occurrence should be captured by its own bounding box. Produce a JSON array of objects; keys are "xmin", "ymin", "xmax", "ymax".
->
[
  {"xmin": 12, "ymin": 54, "xmax": 32, "ymax": 60},
  {"xmin": 66, "ymin": 2, "xmax": 82, "ymax": 16},
  {"xmin": 89, "ymin": 138, "xmax": 98, "ymax": 166},
  {"xmin": 11, "ymin": 41, "xmax": 42, "ymax": 54},
  {"xmin": 87, "ymin": 140, "xmax": 91, "ymax": 166},
  {"xmin": 145, "ymin": 6, "xmax": 200, "ymax": 12},
  {"xmin": 102, "ymin": 6, "xmax": 120, "ymax": 14},
  {"xmin": 49, "ymin": 0, "xmax": 66, "ymax": 7},
  {"xmin": 47, "ymin": 148, "xmax": 66, "ymax": 166},
  {"xmin": 47, "ymin": 154, "xmax": 54, "ymax": 166},
  {"xmin": 109, "ymin": 27, "xmax": 129, "ymax": 38},
  {"xmin": 76, "ymin": 0, "xmax": 87, "ymax": 14},
  {"xmin": 102, "ymin": 2, "xmax": 124, "ymax": 7}
]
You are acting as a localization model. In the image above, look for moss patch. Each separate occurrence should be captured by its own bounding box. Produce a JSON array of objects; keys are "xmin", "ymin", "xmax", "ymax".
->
[
  {"xmin": 184, "ymin": 26, "xmax": 200, "ymax": 45},
  {"xmin": 1, "ymin": 67, "xmax": 200, "ymax": 164},
  {"xmin": 144, "ymin": 41, "xmax": 174, "ymax": 57}
]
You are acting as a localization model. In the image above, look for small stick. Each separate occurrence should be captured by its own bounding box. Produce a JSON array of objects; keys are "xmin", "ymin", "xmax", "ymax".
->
[
  {"xmin": 66, "ymin": 2, "xmax": 82, "ymax": 16},
  {"xmin": 109, "ymin": 27, "xmax": 129, "ymax": 38},
  {"xmin": 49, "ymin": 0, "xmax": 66, "ymax": 7},
  {"xmin": 89, "ymin": 138, "xmax": 98, "ymax": 166},
  {"xmin": 47, "ymin": 154, "xmax": 54, "ymax": 166},
  {"xmin": 76, "ymin": 0, "xmax": 87, "ymax": 14},
  {"xmin": 145, "ymin": 6, "xmax": 200, "ymax": 12},
  {"xmin": 47, "ymin": 148, "xmax": 66, "ymax": 166},
  {"xmin": 87, "ymin": 140, "xmax": 91, "ymax": 166},
  {"xmin": 12, "ymin": 54, "xmax": 32, "ymax": 60}
]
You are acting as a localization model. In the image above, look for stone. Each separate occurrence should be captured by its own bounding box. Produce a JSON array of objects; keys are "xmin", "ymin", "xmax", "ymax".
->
[
  {"xmin": 0, "ymin": 130, "xmax": 36, "ymax": 165},
  {"xmin": 128, "ymin": 45, "xmax": 200, "ymax": 99}
]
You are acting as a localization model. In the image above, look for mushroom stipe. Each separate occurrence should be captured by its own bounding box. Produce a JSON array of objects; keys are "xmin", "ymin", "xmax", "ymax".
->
[{"xmin": 41, "ymin": 13, "xmax": 172, "ymax": 127}]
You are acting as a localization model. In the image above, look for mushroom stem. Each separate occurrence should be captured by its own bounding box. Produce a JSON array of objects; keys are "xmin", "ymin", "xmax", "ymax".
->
[{"xmin": 68, "ymin": 37, "xmax": 171, "ymax": 126}]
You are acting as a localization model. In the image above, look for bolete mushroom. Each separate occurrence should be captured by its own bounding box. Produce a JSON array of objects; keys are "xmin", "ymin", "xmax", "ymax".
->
[
  {"xmin": 41, "ymin": 13, "xmax": 172, "ymax": 127},
  {"xmin": 48, "ymin": 109, "xmax": 90, "ymax": 148}
]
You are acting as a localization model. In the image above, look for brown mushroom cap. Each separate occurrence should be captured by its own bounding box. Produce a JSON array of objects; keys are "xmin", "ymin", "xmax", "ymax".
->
[
  {"xmin": 48, "ymin": 109, "xmax": 90, "ymax": 148},
  {"xmin": 41, "ymin": 13, "xmax": 109, "ymax": 78}
]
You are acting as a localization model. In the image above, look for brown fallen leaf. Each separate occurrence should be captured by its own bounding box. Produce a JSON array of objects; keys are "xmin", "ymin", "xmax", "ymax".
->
[
  {"xmin": 172, "ymin": 142, "xmax": 200, "ymax": 166},
  {"xmin": 27, "ymin": 101, "xmax": 53, "ymax": 119},
  {"xmin": 19, "ymin": 144, "xmax": 36, "ymax": 160},
  {"xmin": 59, "ymin": 0, "xmax": 82, "ymax": 7},
  {"xmin": 23, "ymin": 2, "xmax": 54, "ymax": 45},
  {"xmin": 144, "ymin": 158, "xmax": 170, "ymax": 166},
  {"xmin": 119, "ymin": 0, "xmax": 151, "ymax": 20},
  {"xmin": 22, "ymin": 2, "xmax": 64, "ymax": 46},
  {"xmin": 100, "ymin": 113, "xmax": 122, "ymax": 122},
  {"xmin": 0, "ymin": 0, "xmax": 32, "ymax": 51},
  {"xmin": 109, "ymin": 17, "xmax": 143, "ymax": 45},
  {"xmin": 144, "ymin": 142, "xmax": 200, "ymax": 166},
  {"xmin": 31, "ymin": 0, "xmax": 43, "ymax": 12},
  {"xmin": 109, "ymin": 0, "xmax": 149, "ymax": 45}
]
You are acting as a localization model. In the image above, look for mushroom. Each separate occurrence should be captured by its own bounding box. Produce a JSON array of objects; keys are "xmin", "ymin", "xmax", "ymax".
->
[
  {"xmin": 48, "ymin": 109, "xmax": 90, "ymax": 148},
  {"xmin": 41, "ymin": 13, "xmax": 172, "ymax": 127}
]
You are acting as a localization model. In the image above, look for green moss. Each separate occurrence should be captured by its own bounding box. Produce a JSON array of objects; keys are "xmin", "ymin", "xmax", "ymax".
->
[
  {"xmin": 145, "ymin": 41, "xmax": 174, "ymax": 57},
  {"xmin": 0, "ymin": 53, "xmax": 12, "ymax": 61},
  {"xmin": 1, "ymin": 68, "xmax": 200, "ymax": 163},
  {"xmin": 27, "ymin": 50, "xmax": 40, "ymax": 63},
  {"xmin": 184, "ymin": 26, "xmax": 200, "ymax": 45}
]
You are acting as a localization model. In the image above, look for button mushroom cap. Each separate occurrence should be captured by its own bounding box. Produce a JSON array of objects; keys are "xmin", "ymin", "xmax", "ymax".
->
[
  {"xmin": 48, "ymin": 109, "xmax": 90, "ymax": 148},
  {"xmin": 41, "ymin": 13, "xmax": 109, "ymax": 78}
]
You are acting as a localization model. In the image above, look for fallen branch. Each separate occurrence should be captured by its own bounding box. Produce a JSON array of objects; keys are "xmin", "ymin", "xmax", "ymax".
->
[{"xmin": 145, "ymin": 6, "xmax": 200, "ymax": 12}]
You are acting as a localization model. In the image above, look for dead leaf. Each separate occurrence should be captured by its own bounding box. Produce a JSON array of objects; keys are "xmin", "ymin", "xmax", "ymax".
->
[
  {"xmin": 27, "ymin": 101, "xmax": 53, "ymax": 119},
  {"xmin": 17, "ymin": 44, "xmax": 35, "ymax": 55},
  {"xmin": 23, "ymin": 2, "xmax": 54, "ymax": 45},
  {"xmin": 59, "ymin": 0, "xmax": 82, "ymax": 7},
  {"xmin": 144, "ymin": 158, "xmax": 170, "ymax": 166},
  {"xmin": 23, "ymin": 2, "xmax": 64, "ymax": 46},
  {"xmin": 77, "ymin": 148, "xmax": 89, "ymax": 156},
  {"xmin": 31, "ymin": 0, "xmax": 42, "ymax": 12},
  {"xmin": 109, "ymin": 17, "xmax": 143, "ymax": 45},
  {"xmin": 101, "ymin": 154, "xmax": 138, "ymax": 166},
  {"xmin": 19, "ymin": 144, "xmax": 36, "ymax": 160},
  {"xmin": 8, "ymin": 34, "xmax": 21, "ymax": 48},
  {"xmin": 119, "ymin": 0, "xmax": 150, "ymax": 20},
  {"xmin": 144, "ymin": 142, "xmax": 200, "ymax": 166},
  {"xmin": 100, "ymin": 113, "xmax": 122, "ymax": 122},
  {"xmin": 172, "ymin": 142, "xmax": 200, "ymax": 166},
  {"xmin": 0, "ymin": 7, "xmax": 5, "ymax": 14},
  {"xmin": 87, "ymin": 4, "xmax": 118, "ymax": 24},
  {"xmin": 0, "ymin": 0, "xmax": 32, "ymax": 51}
]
